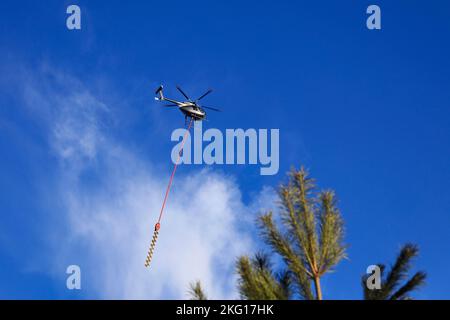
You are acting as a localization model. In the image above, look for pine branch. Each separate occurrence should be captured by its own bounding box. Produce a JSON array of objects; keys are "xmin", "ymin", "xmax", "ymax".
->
[
  {"xmin": 276, "ymin": 269, "xmax": 292, "ymax": 299},
  {"xmin": 363, "ymin": 244, "xmax": 426, "ymax": 300},
  {"xmin": 382, "ymin": 244, "xmax": 419, "ymax": 298},
  {"xmin": 188, "ymin": 281, "xmax": 208, "ymax": 300},
  {"xmin": 291, "ymin": 168, "xmax": 319, "ymax": 274},
  {"xmin": 389, "ymin": 271, "xmax": 426, "ymax": 300},
  {"xmin": 259, "ymin": 213, "xmax": 315, "ymax": 299},
  {"xmin": 317, "ymin": 191, "xmax": 346, "ymax": 275},
  {"xmin": 237, "ymin": 255, "xmax": 289, "ymax": 300},
  {"xmin": 236, "ymin": 167, "xmax": 347, "ymax": 301},
  {"xmin": 279, "ymin": 187, "xmax": 315, "ymax": 274}
]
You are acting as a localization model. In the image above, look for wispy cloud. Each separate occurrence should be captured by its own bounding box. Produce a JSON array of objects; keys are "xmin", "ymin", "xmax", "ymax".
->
[{"xmin": 18, "ymin": 65, "xmax": 275, "ymax": 299}]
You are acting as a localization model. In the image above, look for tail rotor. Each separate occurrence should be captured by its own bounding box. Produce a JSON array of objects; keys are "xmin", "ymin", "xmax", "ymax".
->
[{"xmin": 155, "ymin": 85, "xmax": 164, "ymax": 101}]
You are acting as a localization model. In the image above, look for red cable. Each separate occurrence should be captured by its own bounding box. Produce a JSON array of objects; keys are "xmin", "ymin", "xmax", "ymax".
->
[
  {"xmin": 156, "ymin": 117, "xmax": 193, "ymax": 226},
  {"xmin": 145, "ymin": 118, "xmax": 194, "ymax": 267}
]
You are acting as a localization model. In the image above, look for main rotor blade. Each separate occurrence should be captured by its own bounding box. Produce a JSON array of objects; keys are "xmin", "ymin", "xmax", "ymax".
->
[
  {"xmin": 196, "ymin": 89, "xmax": 212, "ymax": 101},
  {"xmin": 202, "ymin": 105, "xmax": 221, "ymax": 112},
  {"xmin": 164, "ymin": 104, "xmax": 178, "ymax": 107},
  {"xmin": 176, "ymin": 85, "xmax": 190, "ymax": 100}
]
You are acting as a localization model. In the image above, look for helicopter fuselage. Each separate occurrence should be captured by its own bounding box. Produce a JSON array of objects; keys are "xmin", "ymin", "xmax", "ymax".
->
[{"xmin": 179, "ymin": 104, "xmax": 206, "ymax": 120}]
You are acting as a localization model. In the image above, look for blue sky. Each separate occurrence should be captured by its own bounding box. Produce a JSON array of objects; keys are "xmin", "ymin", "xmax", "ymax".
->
[{"xmin": 0, "ymin": 0, "xmax": 449, "ymax": 299}]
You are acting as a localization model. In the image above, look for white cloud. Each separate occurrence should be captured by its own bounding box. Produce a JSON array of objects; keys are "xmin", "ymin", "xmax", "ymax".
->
[{"xmin": 20, "ymin": 66, "xmax": 275, "ymax": 299}]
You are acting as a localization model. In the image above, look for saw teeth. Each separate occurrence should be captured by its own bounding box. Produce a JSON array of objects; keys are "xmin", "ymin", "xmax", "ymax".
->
[{"xmin": 145, "ymin": 229, "xmax": 159, "ymax": 267}]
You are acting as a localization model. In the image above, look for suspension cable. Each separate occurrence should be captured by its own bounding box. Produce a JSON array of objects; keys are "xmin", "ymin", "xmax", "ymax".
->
[{"xmin": 145, "ymin": 117, "xmax": 194, "ymax": 267}]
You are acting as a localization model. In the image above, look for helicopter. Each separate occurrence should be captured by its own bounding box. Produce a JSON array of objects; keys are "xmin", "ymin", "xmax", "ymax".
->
[{"xmin": 154, "ymin": 85, "xmax": 221, "ymax": 122}]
